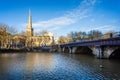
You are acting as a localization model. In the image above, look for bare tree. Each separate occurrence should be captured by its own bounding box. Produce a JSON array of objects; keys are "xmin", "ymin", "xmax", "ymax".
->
[
  {"xmin": 6, "ymin": 26, "xmax": 17, "ymax": 35},
  {"xmin": 0, "ymin": 22, "xmax": 17, "ymax": 35},
  {"xmin": 88, "ymin": 30, "xmax": 102, "ymax": 40},
  {"xmin": 77, "ymin": 31, "xmax": 83, "ymax": 40},
  {"xmin": 35, "ymin": 30, "xmax": 48, "ymax": 36},
  {"xmin": 0, "ymin": 22, "xmax": 6, "ymax": 28},
  {"xmin": 0, "ymin": 23, "xmax": 17, "ymax": 48},
  {"xmin": 67, "ymin": 32, "xmax": 75, "ymax": 42},
  {"xmin": 0, "ymin": 23, "xmax": 7, "ymax": 48},
  {"xmin": 18, "ymin": 30, "xmax": 26, "ymax": 36},
  {"xmin": 81, "ymin": 32, "xmax": 86, "ymax": 40},
  {"xmin": 58, "ymin": 36, "xmax": 69, "ymax": 44}
]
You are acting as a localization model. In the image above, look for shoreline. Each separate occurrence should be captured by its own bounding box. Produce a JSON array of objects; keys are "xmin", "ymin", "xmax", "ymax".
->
[{"xmin": 0, "ymin": 48, "xmax": 51, "ymax": 53}]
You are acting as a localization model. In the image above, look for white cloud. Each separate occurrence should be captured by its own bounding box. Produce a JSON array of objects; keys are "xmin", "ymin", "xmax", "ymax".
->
[
  {"xmin": 82, "ymin": 0, "xmax": 97, "ymax": 5},
  {"xmin": 31, "ymin": 0, "xmax": 97, "ymax": 31},
  {"xmin": 33, "ymin": 17, "xmax": 75, "ymax": 28},
  {"xmin": 65, "ymin": 0, "xmax": 97, "ymax": 20}
]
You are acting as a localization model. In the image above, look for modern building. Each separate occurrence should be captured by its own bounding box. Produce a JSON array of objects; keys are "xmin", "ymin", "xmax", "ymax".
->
[{"xmin": 26, "ymin": 10, "xmax": 54, "ymax": 47}]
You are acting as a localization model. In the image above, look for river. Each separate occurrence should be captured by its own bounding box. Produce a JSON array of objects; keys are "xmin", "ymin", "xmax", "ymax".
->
[{"xmin": 0, "ymin": 52, "xmax": 120, "ymax": 80}]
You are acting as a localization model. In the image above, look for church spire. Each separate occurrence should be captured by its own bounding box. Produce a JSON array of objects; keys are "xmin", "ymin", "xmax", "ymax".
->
[
  {"xmin": 28, "ymin": 9, "xmax": 32, "ymax": 28},
  {"xmin": 26, "ymin": 9, "xmax": 33, "ymax": 37}
]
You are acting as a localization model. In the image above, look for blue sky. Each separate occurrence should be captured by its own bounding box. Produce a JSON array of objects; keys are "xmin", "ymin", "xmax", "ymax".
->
[{"xmin": 0, "ymin": 0, "xmax": 120, "ymax": 37}]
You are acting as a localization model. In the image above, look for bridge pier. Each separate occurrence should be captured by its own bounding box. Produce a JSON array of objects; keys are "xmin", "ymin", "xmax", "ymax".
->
[
  {"xmin": 59, "ymin": 46, "xmax": 77, "ymax": 54},
  {"xmin": 102, "ymin": 46, "xmax": 118, "ymax": 58},
  {"xmin": 71, "ymin": 47, "xmax": 77, "ymax": 54},
  {"xmin": 58, "ymin": 46, "xmax": 65, "ymax": 53},
  {"xmin": 90, "ymin": 46, "xmax": 103, "ymax": 59},
  {"xmin": 68, "ymin": 47, "xmax": 72, "ymax": 53},
  {"xmin": 68, "ymin": 47, "xmax": 77, "ymax": 54},
  {"xmin": 66, "ymin": 46, "xmax": 74, "ymax": 53},
  {"xmin": 91, "ymin": 46, "xmax": 118, "ymax": 59}
]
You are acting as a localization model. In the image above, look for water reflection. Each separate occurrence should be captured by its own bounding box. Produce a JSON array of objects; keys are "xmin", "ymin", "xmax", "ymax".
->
[
  {"xmin": 25, "ymin": 53, "xmax": 55, "ymax": 72},
  {"xmin": 0, "ymin": 52, "xmax": 120, "ymax": 80}
]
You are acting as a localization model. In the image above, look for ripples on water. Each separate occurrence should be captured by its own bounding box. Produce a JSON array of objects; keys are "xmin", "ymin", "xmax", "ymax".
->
[{"xmin": 0, "ymin": 52, "xmax": 120, "ymax": 80}]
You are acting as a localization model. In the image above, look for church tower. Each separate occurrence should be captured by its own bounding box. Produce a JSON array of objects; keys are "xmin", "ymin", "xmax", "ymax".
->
[{"xmin": 26, "ymin": 10, "xmax": 33, "ymax": 37}]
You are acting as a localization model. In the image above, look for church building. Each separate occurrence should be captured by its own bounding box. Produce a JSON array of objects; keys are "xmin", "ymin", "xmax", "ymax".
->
[{"xmin": 26, "ymin": 10, "xmax": 54, "ymax": 47}]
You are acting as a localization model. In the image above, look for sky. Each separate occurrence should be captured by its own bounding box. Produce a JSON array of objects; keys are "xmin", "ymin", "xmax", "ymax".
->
[{"xmin": 0, "ymin": 0, "xmax": 120, "ymax": 37}]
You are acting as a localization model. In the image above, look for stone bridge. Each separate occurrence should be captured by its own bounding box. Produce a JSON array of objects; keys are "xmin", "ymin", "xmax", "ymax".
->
[{"xmin": 53, "ymin": 38, "xmax": 120, "ymax": 59}]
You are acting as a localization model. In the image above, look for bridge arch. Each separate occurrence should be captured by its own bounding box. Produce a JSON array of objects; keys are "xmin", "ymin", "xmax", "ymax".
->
[
  {"xmin": 63, "ymin": 47, "xmax": 69, "ymax": 53},
  {"xmin": 75, "ymin": 46, "xmax": 93, "ymax": 55},
  {"xmin": 109, "ymin": 47, "xmax": 120, "ymax": 59}
]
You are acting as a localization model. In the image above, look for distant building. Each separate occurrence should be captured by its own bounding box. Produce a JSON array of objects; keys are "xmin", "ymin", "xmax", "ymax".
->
[
  {"xmin": 26, "ymin": 10, "xmax": 54, "ymax": 47},
  {"xmin": 102, "ymin": 31, "xmax": 116, "ymax": 39}
]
